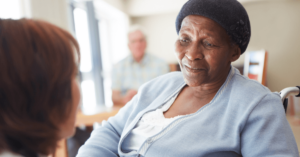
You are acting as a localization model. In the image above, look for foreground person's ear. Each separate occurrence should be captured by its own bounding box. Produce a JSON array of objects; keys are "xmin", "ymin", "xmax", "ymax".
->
[{"xmin": 230, "ymin": 45, "xmax": 241, "ymax": 62}]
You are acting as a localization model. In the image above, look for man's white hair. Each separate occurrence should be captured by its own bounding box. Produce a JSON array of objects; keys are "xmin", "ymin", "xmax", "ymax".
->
[{"xmin": 128, "ymin": 25, "xmax": 147, "ymax": 39}]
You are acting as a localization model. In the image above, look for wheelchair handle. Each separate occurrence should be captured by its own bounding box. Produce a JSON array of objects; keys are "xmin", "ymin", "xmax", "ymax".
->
[{"xmin": 279, "ymin": 86, "xmax": 300, "ymax": 103}]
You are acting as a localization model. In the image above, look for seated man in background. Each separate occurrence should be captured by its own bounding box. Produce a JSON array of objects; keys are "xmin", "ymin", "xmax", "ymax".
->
[{"xmin": 112, "ymin": 25, "xmax": 169, "ymax": 106}]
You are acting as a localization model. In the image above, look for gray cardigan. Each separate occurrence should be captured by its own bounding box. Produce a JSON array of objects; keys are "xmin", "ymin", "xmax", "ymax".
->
[{"xmin": 77, "ymin": 67, "xmax": 299, "ymax": 157}]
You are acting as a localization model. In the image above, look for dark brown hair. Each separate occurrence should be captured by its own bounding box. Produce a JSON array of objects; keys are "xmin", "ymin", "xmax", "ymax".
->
[{"xmin": 0, "ymin": 18, "xmax": 80, "ymax": 156}]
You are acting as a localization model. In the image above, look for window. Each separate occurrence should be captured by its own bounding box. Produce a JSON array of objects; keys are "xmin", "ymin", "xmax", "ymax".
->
[
  {"xmin": 0, "ymin": 0, "xmax": 22, "ymax": 19},
  {"xmin": 71, "ymin": 0, "xmax": 129, "ymax": 114},
  {"xmin": 95, "ymin": 0, "xmax": 130, "ymax": 107},
  {"xmin": 71, "ymin": 1, "xmax": 105, "ymax": 115}
]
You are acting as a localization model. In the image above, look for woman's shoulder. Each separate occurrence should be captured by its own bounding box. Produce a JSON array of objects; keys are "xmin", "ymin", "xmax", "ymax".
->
[
  {"xmin": 135, "ymin": 72, "xmax": 185, "ymax": 105},
  {"xmin": 229, "ymin": 68, "xmax": 282, "ymax": 109},
  {"xmin": 231, "ymin": 68, "xmax": 272, "ymax": 95}
]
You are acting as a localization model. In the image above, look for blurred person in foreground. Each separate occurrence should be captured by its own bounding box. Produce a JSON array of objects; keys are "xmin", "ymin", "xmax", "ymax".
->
[
  {"xmin": 0, "ymin": 18, "xmax": 80, "ymax": 157},
  {"xmin": 79, "ymin": 0, "xmax": 299, "ymax": 156},
  {"xmin": 111, "ymin": 25, "xmax": 169, "ymax": 106}
]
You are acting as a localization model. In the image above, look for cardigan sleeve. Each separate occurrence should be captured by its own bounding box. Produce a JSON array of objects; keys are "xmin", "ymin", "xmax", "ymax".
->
[
  {"xmin": 76, "ymin": 94, "xmax": 139, "ymax": 157},
  {"xmin": 241, "ymin": 93, "xmax": 299, "ymax": 157}
]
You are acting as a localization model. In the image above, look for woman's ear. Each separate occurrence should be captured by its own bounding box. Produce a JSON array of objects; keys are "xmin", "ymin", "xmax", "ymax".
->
[{"xmin": 230, "ymin": 45, "xmax": 241, "ymax": 62}]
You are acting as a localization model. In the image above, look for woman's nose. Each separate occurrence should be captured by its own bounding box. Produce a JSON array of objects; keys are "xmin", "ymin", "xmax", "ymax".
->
[{"xmin": 185, "ymin": 44, "xmax": 204, "ymax": 61}]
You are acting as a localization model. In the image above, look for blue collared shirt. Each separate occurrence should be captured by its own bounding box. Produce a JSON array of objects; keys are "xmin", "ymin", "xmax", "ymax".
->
[{"xmin": 111, "ymin": 53, "xmax": 169, "ymax": 95}]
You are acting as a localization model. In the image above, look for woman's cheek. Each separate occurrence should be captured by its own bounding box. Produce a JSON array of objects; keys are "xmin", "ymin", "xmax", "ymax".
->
[{"xmin": 175, "ymin": 41, "xmax": 185, "ymax": 61}]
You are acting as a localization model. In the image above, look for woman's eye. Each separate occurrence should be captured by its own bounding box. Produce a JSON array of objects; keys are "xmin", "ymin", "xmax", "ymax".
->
[
  {"xmin": 204, "ymin": 41, "xmax": 213, "ymax": 47},
  {"xmin": 180, "ymin": 38, "xmax": 189, "ymax": 43}
]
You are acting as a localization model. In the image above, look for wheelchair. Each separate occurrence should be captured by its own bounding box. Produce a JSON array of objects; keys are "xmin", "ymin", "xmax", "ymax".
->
[{"xmin": 280, "ymin": 86, "xmax": 300, "ymax": 113}]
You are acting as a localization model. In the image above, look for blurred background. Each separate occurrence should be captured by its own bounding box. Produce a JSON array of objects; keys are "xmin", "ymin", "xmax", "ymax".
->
[
  {"xmin": 1, "ymin": 0, "xmax": 299, "ymax": 113},
  {"xmin": 1, "ymin": 0, "xmax": 300, "ymax": 156}
]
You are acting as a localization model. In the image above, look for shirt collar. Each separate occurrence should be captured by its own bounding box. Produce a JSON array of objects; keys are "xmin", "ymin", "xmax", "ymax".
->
[{"xmin": 129, "ymin": 53, "xmax": 149, "ymax": 65}]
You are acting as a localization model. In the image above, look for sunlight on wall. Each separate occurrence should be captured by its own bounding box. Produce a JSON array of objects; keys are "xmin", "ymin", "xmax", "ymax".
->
[
  {"xmin": 74, "ymin": 8, "xmax": 93, "ymax": 73},
  {"xmin": 81, "ymin": 80, "xmax": 97, "ymax": 114},
  {"xmin": 0, "ymin": 0, "xmax": 22, "ymax": 19}
]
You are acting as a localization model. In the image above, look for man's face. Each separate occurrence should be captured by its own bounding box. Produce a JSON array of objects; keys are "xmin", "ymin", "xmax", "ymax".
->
[{"xmin": 128, "ymin": 30, "xmax": 147, "ymax": 61}]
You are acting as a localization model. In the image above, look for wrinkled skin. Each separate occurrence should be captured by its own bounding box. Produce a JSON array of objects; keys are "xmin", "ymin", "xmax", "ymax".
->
[{"xmin": 164, "ymin": 15, "xmax": 241, "ymax": 118}]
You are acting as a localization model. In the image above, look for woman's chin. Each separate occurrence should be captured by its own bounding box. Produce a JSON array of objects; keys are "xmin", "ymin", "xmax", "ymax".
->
[
  {"xmin": 183, "ymin": 71, "xmax": 207, "ymax": 86},
  {"xmin": 183, "ymin": 77, "xmax": 205, "ymax": 87},
  {"xmin": 67, "ymin": 127, "xmax": 76, "ymax": 138},
  {"xmin": 59, "ymin": 127, "xmax": 76, "ymax": 139}
]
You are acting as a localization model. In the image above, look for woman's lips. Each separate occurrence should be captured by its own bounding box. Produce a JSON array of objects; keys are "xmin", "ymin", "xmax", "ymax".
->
[{"xmin": 184, "ymin": 65, "xmax": 204, "ymax": 73}]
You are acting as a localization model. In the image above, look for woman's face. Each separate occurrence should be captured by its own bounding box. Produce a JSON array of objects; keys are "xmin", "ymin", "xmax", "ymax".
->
[
  {"xmin": 175, "ymin": 15, "xmax": 240, "ymax": 87},
  {"xmin": 59, "ymin": 76, "xmax": 81, "ymax": 139}
]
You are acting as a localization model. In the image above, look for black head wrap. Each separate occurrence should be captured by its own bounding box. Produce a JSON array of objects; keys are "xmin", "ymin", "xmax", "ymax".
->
[{"xmin": 176, "ymin": 0, "xmax": 251, "ymax": 54}]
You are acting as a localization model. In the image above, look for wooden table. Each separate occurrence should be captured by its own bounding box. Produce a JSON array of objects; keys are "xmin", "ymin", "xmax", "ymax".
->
[
  {"xmin": 76, "ymin": 107, "xmax": 120, "ymax": 127},
  {"xmin": 54, "ymin": 107, "xmax": 120, "ymax": 157}
]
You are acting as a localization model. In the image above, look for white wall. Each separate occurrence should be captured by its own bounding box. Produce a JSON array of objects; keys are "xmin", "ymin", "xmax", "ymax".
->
[
  {"xmin": 28, "ymin": 0, "xmax": 126, "ymax": 33},
  {"xmin": 132, "ymin": 13, "xmax": 179, "ymax": 63},
  {"xmin": 126, "ymin": 0, "xmax": 187, "ymax": 17},
  {"xmin": 243, "ymin": 0, "xmax": 300, "ymax": 91},
  {"xmin": 125, "ymin": 0, "xmax": 266, "ymax": 17},
  {"xmin": 30, "ymin": 0, "xmax": 71, "ymax": 31},
  {"xmin": 94, "ymin": 0, "xmax": 130, "ymax": 64},
  {"xmin": 132, "ymin": 0, "xmax": 300, "ymax": 91},
  {"xmin": 102, "ymin": 0, "xmax": 125, "ymax": 13}
]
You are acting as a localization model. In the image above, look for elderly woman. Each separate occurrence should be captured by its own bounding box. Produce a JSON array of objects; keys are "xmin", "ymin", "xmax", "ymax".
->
[
  {"xmin": 77, "ymin": 0, "xmax": 299, "ymax": 156},
  {"xmin": 0, "ymin": 19, "xmax": 80, "ymax": 157}
]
